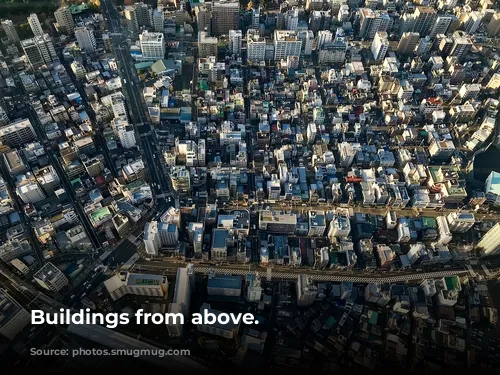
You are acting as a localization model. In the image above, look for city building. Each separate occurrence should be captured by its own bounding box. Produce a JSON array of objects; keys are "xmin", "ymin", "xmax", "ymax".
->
[
  {"xmin": 75, "ymin": 27, "xmax": 96, "ymax": 53},
  {"xmin": 371, "ymin": 31, "xmax": 389, "ymax": 61},
  {"xmin": 27, "ymin": 13, "xmax": 44, "ymax": 37},
  {"xmin": 0, "ymin": 289, "xmax": 31, "ymax": 340},
  {"xmin": 197, "ymin": 303, "xmax": 240, "ymax": 338},
  {"xmin": 246, "ymin": 29, "xmax": 266, "ymax": 63},
  {"xmin": 211, "ymin": 1, "xmax": 239, "ymax": 36},
  {"xmin": 449, "ymin": 31, "xmax": 473, "ymax": 62},
  {"xmin": 21, "ymin": 34, "xmax": 57, "ymax": 69},
  {"xmin": 54, "ymin": 6, "xmax": 75, "ymax": 34},
  {"xmin": 274, "ymin": 30, "xmax": 302, "ymax": 61},
  {"xmin": 33, "ymin": 262, "xmax": 69, "ymax": 292},
  {"xmin": 308, "ymin": 210, "xmax": 327, "ymax": 236},
  {"xmin": 166, "ymin": 266, "xmax": 193, "ymax": 337},
  {"xmin": 228, "ymin": 30, "xmax": 242, "ymax": 56},
  {"xmin": 446, "ymin": 212, "xmax": 475, "ymax": 233},
  {"xmin": 207, "ymin": 273, "xmax": 241, "ymax": 298},
  {"xmin": 259, "ymin": 211, "xmax": 297, "ymax": 234},
  {"xmin": 297, "ymin": 274, "xmax": 317, "ymax": 307},
  {"xmin": 198, "ymin": 31, "xmax": 218, "ymax": 58},
  {"xmin": 397, "ymin": 32, "xmax": 419, "ymax": 55},
  {"xmin": 485, "ymin": 171, "xmax": 500, "ymax": 205},
  {"xmin": 477, "ymin": 222, "xmax": 500, "ymax": 256},
  {"xmin": 104, "ymin": 271, "xmax": 168, "ymax": 301},
  {"xmin": 139, "ymin": 31, "xmax": 165, "ymax": 61},
  {"xmin": 152, "ymin": 7, "xmax": 164, "ymax": 32},
  {"xmin": 1, "ymin": 20, "xmax": 20, "ymax": 43}
]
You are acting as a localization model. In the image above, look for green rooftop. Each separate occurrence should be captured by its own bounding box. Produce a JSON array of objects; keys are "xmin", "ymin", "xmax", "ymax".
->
[
  {"xmin": 444, "ymin": 276, "xmax": 460, "ymax": 291},
  {"xmin": 422, "ymin": 217, "xmax": 437, "ymax": 229},
  {"xmin": 90, "ymin": 207, "xmax": 111, "ymax": 223}
]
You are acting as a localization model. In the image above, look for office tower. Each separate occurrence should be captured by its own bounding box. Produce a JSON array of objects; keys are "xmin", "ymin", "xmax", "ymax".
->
[
  {"xmin": 317, "ymin": 30, "xmax": 333, "ymax": 49},
  {"xmin": 152, "ymin": 7, "xmax": 164, "ymax": 32},
  {"xmin": 135, "ymin": 2, "xmax": 152, "ymax": 27},
  {"xmin": 195, "ymin": 4, "xmax": 212, "ymax": 35},
  {"xmin": 75, "ymin": 27, "xmax": 96, "ymax": 53},
  {"xmin": 124, "ymin": 6, "xmax": 139, "ymax": 32},
  {"xmin": 0, "ymin": 289, "xmax": 31, "ymax": 340},
  {"xmin": 309, "ymin": 11, "xmax": 322, "ymax": 34},
  {"xmin": 246, "ymin": 29, "xmax": 266, "ymax": 63},
  {"xmin": 0, "ymin": 105, "xmax": 9, "ymax": 126},
  {"xmin": 117, "ymin": 124, "xmax": 136, "ymax": 149},
  {"xmin": 371, "ymin": 31, "xmax": 389, "ymax": 61},
  {"xmin": 33, "ymin": 262, "xmax": 69, "ymax": 292},
  {"xmin": 412, "ymin": 6, "xmax": 437, "ymax": 35},
  {"xmin": 285, "ymin": 8, "xmax": 299, "ymax": 30},
  {"xmin": 144, "ymin": 221, "xmax": 160, "ymax": 255},
  {"xmin": 463, "ymin": 11, "xmax": 483, "ymax": 34},
  {"xmin": 166, "ymin": 267, "xmax": 192, "ymax": 337},
  {"xmin": 252, "ymin": 7, "xmax": 260, "ymax": 28},
  {"xmin": 27, "ymin": 13, "xmax": 44, "ymax": 37},
  {"xmin": 429, "ymin": 15, "xmax": 453, "ymax": 38},
  {"xmin": 158, "ymin": 222, "xmax": 179, "ymax": 247},
  {"xmin": 211, "ymin": 1, "xmax": 239, "ymax": 36},
  {"xmin": 296, "ymin": 274, "xmax": 317, "ymax": 307},
  {"xmin": 358, "ymin": 8, "xmax": 392, "ymax": 39},
  {"xmin": 139, "ymin": 31, "xmax": 165, "ymax": 60},
  {"xmin": 1, "ymin": 20, "xmax": 20, "ymax": 44},
  {"xmin": 486, "ymin": 12, "xmax": 500, "ymax": 37},
  {"xmin": 416, "ymin": 36, "xmax": 432, "ymax": 55},
  {"xmin": 477, "ymin": 222, "xmax": 500, "ymax": 256},
  {"xmin": 397, "ymin": 32, "xmax": 419, "ymax": 55},
  {"xmin": 54, "ymin": 6, "xmax": 75, "ymax": 34},
  {"xmin": 229, "ymin": 29, "xmax": 242, "ymax": 55},
  {"xmin": 198, "ymin": 31, "xmax": 218, "ymax": 58},
  {"xmin": 298, "ymin": 30, "xmax": 314, "ymax": 55},
  {"xmin": 274, "ymin": 30, "xmax": 302, "ymax": 61},
  {"xmin": 450, "ymin": 31, "xmax": 473, "ymax": 62},
  {"xmin": 0, "ymin": 118, "xmax": 36, "ymax": 148}
]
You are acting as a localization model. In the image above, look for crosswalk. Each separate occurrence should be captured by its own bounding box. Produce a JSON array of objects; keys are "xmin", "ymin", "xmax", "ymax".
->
[{"xmin": 192, "ymin": 266, "xmax": 468, "ymax": 283}]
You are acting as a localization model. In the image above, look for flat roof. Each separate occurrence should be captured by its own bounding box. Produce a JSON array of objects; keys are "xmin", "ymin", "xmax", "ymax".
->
[{"xmin": 208, "ymin": 275, "xmax": 241, "ymax": 290}]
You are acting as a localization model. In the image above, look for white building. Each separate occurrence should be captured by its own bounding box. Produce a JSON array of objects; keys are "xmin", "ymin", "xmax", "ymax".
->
[
  {"xmin": 246, "ymin": 274, "xmax": 262, "ymax": 302},
  {"xmin": 143, "ymin": 221, "xmax": 160, "ymax": 255},
  {"xmin": 21, "ymin": 34, "xmax": 57, "ymax": 69},
  {"xmin": 33, "ymin": 262, "xmax": 69, "ymax": 292},
  {"xmin": 1, "ymin": 20, "xmax": 20, "ymax": 43},
  {"xmin": 28, "ymin": 13, "xmax": 44, "ymax": 37},
  {"xmin": 17, "ymin": 181, "xmax": 46, "ymax": 204},
  {"xmin": 228, "ymin": 30, "xmax": 242, "ymax": 56},
  {"xmin": 446, "ymin": 212, "xmax": 475, "ymax": 233},
  {"xmin": 54, "ymin": 6, "xmax": 75, "ymax": 34},
  {"xmin": 0, "ymin": 289, "xmax": 31, "ymax": 340},
  {"xmin": 285, "ymin": 8, "xmax": 299, "ymax": 30},
  {"xmin": 246, "ymin": 29, "xmax": 266, "ymax": 63},
  {"xmin": 104, "ymin": 271, "xmax": 168, "ymax": 301},
  {"xmin": 166, "ymin": 266, "xmax": 193, "ymax": 337},
  {"xmin": 477, "ymin": 222, "xmax": 500, "ymax": 256},
  {"xmin": 371, "ymin": 31, "xmax": 389, "ymax": 61},
  {"xmin": 75, "ymin": 27, "xmax": 96, "ymax": 53},
  {"xmin": 328, "ymin": 214, "xmax": 351, "ymax": 239},
  {"xmin": 0, "ymin": 118, "xmax": 36, "ymax": 148},
  {"xmin": 485, "ymin": 171, "xmax": 500, "ymax": 205},
  {"xmin": 117, "ymin": 124, "xmax": 136, "ymax": 149},
  {"xmin": 198, "ymin": 31, "xmax": 218, "ymax": 58},
  {"xmin": 296, "ymin": 274, "xmax": 317, "ymax": 307},
  {"xmin": 420, "ymin": 279, "xmax": 437, "ymax": 297},
  {"xmin": 139, "ymin": 31, "xmax": 165, "ymax": 61},
  {"xmin": 308, "ymin": 211, "xmax": 327, "ymax": 236},
  {"xmin": 436, "ymin": 216, "xmax": 452, "ymax": 245},
  {"xmin": 274, "ymin": 30, "xmax": 302, "ymax": 61}
]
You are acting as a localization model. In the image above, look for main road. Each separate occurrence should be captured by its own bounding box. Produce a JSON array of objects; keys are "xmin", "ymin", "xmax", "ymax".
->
[{"xmin": 101, "ymin": 0, "xmax": 171, "ymax": 207}]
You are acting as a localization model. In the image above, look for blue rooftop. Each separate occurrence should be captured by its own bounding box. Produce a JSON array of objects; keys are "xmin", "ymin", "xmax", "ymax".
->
[{"xmin": 208, "ymin": 275, "xmax": 241, "ymax": 290}]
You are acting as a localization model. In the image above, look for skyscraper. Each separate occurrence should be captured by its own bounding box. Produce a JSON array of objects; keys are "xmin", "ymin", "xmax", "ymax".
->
[
  {"xmin": 449, "ymin": 30, "xmax": 473, "ymax": 62},
  {"xmin": 371, "ymin": 31, "xmax": 389, "ymax": 61},
  {"xmin": 27, "ymin": 13, "xmax": 44, "ymax": 37},
  {"xmin": 429, "ymin": 15, "xmax": 453, "ymax": 38},
  {"xmin": 75, "ymin": 27, "xmax": 96, "ymax": 53},
  {"xmin": 21, "ymin": 34, "xmax": 57, "ymax": 69},
  {"xmin": 211, "ymin": 1, "xmax": 239, "ymax": 36},
  {"xmin": 228, "ymin": 29, "xmax": 242, "ymax": 55},
  {"xmin": 274, "ymin": 30, "xmax": 302, "ymax": 61},
  {"xmin": 397, "ymin": 32, "xmax": 420, "ymax": 55},
  {"xmin": 1, "ymin": 20, "xmax": 20, "ymax": 44},
  {"xmin": 412, "ymin": 6, "xmax": 437, "ymax": 35},
  {"xmin": 54, "ymin": 6, "xmax": 75, "ymax": 34}
]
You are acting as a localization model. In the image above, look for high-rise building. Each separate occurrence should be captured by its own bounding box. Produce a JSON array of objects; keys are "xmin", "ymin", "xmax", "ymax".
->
[
  {"xmin": 412, "ymin": 6, "xmax": 437, "ymax": 36},
  {"xmin": 317, "ymin": 30, "xmax": 333, "ymax": 49},
  {"xmin": 228, "ymin": 29, "xmax": 242, "ymax": 55},
  {"xmin": 246, "ymin": 29, "xmax": 266, "ymax": 63},
  {"xmin": 152, "ymin": 7, "xmax": 164, "ymax": 32},
  {"xmin": 285, "ymin": 8, "xmax": 299, "ymax": 30},
  {"xmin": 429, "ymin": 15, "xmax": 453, "ymax": 38},
  {"xmin": 1, "ymin": 20, "xmax": 20, "ymax": 43},
  {"xmin": 477, "ymin": 222, "xmax": 500, "ymax": 256},
  {"xmin": 211, "ymin": 1, "xmax": 239, "ymax": 36},
  {"xmin": 198, "ymin": 31, "xmax": 218, "ymax": 58},
  {"xmin": 166, "ymin": 267, "xmax": 193, "ymax": 337},
  {"xmin": 139, "ymin": 31, "xmax": 165, "ymax": 60},
  {"xmin": 449, "ymin": 30, "xmax": 473, "ymax": 62},
  {"xmin": 297, "ymin": 30, "xmax": 314, "ymax": 56},
  {"xmin": 21, "ymin": 34, "xmax": 57, "ymax": 68},
  {"xmin": 0, "ymin": 118, "xmax": 36, "ymax": 147},
  {"xmin": 397, "ymin": 32, "xmax": 419, "ymax": 55},
  {"xmin": 75, "ymin": 27, "xmax": 96, "ymax": 53},
  {"xmin": 195, "ymin": 4, "xmax": 212, "ymax": 35},
  {"xmin": 27, "ymin": 13, "xmax": 44, "ymax": 37},
  {"xmin": 486, "ymin": 12, "xmax": 500, "ymax": 37},
  {"xmin": 251, "ymin": 7, "xmax": 260, "ymax": 28},
  {"xmin": 33, "ymin": 262, "xmax": 69, "ymax": 292},
  {"xmin": 0, "ymin": 105, "xmax": 9, "ymax": 126},
  {"xmin": 273, "ymin": 30, "xmax": 302, "ymax": 61},
  {"xmin": 446, "ymin": 212, "xmax": 475, "ymax": 233},
  {"xmin": 124, "ymin": 6, "xmax": 139, "ymax": 32},
  {"xmin": 158, "ymin": 222, "xmax": 179, "ymax": 247},
  {"xmin": 462, "ymin": 11, "xmax": 483, "ymax": 34},
  {"xmin": 134, "ymin": 2, "xmax": 152, "ymax": 27},
  {"xmin": 54, "ymin": 6, "xmax": 75, "ymax": 34},
  {"xmin": 0, "ymin": 289, "xmax": 31, "ymax": 340},
  {"xmin": 296, "ymin": 274, "xmax": 317, "ymax": 307},
  {"xmin": 117, "ymin": 124, "xmax": 136, "ymax": 149},
  {"xmin": 358, "ymin": 8, "xmax": 392, "ymax": 39},
  {"xmin": 110, "ymin": 93, "xmax": 127, "ymax": 118},
  {"xmin": 371, "ymin": 31, "xmax": 389, "ymax": 61},
  {"xmin": 144, "ymin": 221, "xmax": 160, "ymax": 255}
]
